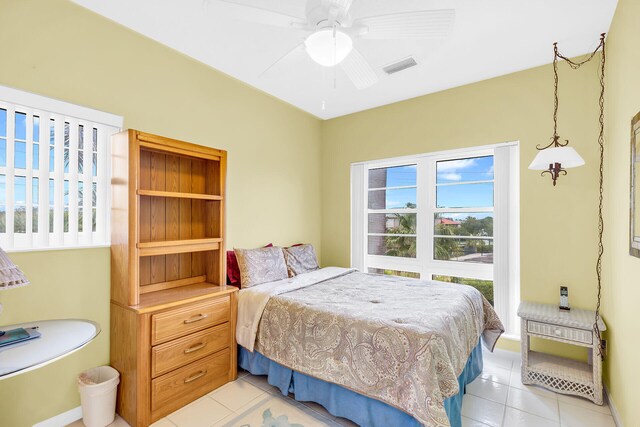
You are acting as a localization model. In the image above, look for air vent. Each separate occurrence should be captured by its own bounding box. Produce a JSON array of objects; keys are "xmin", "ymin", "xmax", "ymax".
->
[{"xmin": 382, "ymin": 57, "xmax": 418, "ymax": 75}]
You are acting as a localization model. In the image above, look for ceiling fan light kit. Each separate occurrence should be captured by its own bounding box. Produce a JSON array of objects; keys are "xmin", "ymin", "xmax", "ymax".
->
[
  {"xmin": 220, "ymin": 0, "xmax": 456, "ymax": 91},
  {"xmin": 304, "ymin": 28, "xmax": 353, "ymax": 67}
]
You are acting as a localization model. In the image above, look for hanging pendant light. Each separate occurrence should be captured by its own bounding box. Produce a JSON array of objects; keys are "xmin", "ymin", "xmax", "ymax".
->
[
  {"xmin": 528, "ymin": 42, "xmax": 585, "ymax": 186},
  {"xmin": 529, "ymin": 34, "xmax": 608, "ymax": 361}
]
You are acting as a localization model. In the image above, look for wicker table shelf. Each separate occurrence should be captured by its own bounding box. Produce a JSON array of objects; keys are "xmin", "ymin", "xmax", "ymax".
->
[{"xmin": 517, "ymin": 301, "xmax": 606, "ymax": 405}]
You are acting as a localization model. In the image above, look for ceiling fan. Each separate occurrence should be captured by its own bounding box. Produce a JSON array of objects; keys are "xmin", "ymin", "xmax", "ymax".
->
[{"xmin": 216, "ymin": 0, "xmax": 455, "ymax": 89}]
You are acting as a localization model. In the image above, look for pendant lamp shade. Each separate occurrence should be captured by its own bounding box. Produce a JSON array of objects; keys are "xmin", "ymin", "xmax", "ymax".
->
[{"xmin": 528, "ymin": 146, "xmax": 585, "ymax": 170}]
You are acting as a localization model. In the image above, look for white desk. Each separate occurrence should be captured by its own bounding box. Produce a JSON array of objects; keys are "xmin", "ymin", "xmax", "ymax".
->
[{"xmin": 0, "ymin": 319, "xmax": 100, "ymax": 380}]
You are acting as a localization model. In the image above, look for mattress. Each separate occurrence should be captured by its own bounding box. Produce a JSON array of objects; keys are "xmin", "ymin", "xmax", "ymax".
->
[{"xmin": 236, "ymin": 267, "xmax": 503, "ymax": 426}]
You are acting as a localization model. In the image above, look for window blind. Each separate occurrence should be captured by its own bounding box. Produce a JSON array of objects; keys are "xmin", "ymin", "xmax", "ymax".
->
[{"xmin": 0, "ymin": 86, "xmax": 121, "ymax": 250}]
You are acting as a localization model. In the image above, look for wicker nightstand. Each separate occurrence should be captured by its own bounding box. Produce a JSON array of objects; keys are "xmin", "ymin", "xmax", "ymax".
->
[{"xmin": 517, "ymin": 301, "xmax": 606, "ymax": 405}]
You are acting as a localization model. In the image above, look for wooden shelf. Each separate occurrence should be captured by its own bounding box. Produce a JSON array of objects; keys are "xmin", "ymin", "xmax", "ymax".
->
[
  {"xmin": 139, "ymin": 139, "xmax": 222, "ymax": 161},
  {"xmin": 130, "ymin": 283, "xmax": 237, "ymax": 313},
  {"xmin": 137, "ymin": 190, "xmax": 223, "ymax": 201},
  {"xmin": 137, "ymin": 238, "xmax": 222, "ymax": 256},
  {"xmin": 139, "ymin": 275, "xmax": 208, "ymax": 295}
]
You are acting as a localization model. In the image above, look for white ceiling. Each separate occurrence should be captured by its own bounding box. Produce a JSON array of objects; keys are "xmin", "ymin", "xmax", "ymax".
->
[{"xmin": 72, "ymin": 0, "xmax": 618, "ymax": 120}]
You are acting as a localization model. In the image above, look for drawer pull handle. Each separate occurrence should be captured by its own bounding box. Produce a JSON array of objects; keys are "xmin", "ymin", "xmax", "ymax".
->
[
  {"xmin": 184, "ymin": 342, "xmax": 206, "ymax": 354},
  {"xmin": 184, "ymin": 314, "xmax": 208, "ymax": 324},
  {"xmin": 184, "ymin": 370, "xmax": 207, "ymax": 383}
]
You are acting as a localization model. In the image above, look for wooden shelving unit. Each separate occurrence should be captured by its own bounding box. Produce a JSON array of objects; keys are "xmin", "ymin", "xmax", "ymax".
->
[{"xmin": 110, "ymin": 130, "xmax": 237, "ymax": 427}]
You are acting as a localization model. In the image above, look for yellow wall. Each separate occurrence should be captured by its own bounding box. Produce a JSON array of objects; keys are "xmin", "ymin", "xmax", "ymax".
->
[
  {"xmin": 0, "ymin": 1, "xmax": 321, "ymax": 425},
  {"xmin": 321, "ymin": 58, "xmax": 604, "ymax": 321},
  {"xmin": 321, "ymin": 58, "xmax": 607, "ymax": 362},
  {"xmin": 1, "ymin": 0, "xmax": 636, "ymax": 425},
  {"xmin": 602, "ymin": 0, "xmax": 640, "ymax": 424}
]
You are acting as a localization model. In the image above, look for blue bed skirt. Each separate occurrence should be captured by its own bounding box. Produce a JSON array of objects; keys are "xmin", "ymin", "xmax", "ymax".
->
[{"xmin": 238, "ymin": 340, "xmax": 483, "ymax": 427}]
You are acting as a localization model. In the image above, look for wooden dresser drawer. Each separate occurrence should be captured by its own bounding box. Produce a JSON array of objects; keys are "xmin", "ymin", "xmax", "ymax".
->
[
  {"xmin": 527, "ymin": 320, "xmax": 593, "ymax": 345},
  {"xmin": 152, "ymin": 323, "xmax": 230, "ymax": 378},
  {"xmin": 151, "ymin": 348, "xmax": 230, "ymax": 416},
  {"xmin": 152, "ymin": 297, "xmax": 229, "ymax": 345}
]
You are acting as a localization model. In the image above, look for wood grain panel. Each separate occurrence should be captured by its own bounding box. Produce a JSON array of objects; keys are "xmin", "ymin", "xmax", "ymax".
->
[
  {"xmin": 151, "ymin": 323, "xmax": 229, "ymax": 378},
  {"xmin": 137, "ymin": 131, "xmax": 224, "ymax": 159},
  {"xmin": 205, "ymin": 160, "xmax": 222, "ymax": 195},
  {"xmin": 191, "ymin": 159, "xmax": 205, "ymax": 276},
  {"xmin": 151, "ymin": 349, "xmax": 230, "ymax": 421},
  {"xmin": 179, "ymin": 157, "xmax": 192, "ymax": 279},
  {"xmin": 135, "ymin": 285, "xmax": 236, "ymax": 313},
  {"xmin": 137, "ymin": 190, "xmax": 222, "ymax": 200},
  {"xmin": 150, "ymin": 152, "xmax": 166, "ymax": 283},
  {"xmin": 111, "ymin": 131, "xmax": 231, "ymax": 426},
  {"xmin": 139, "ymin": 140, "xmax": 221, "ymax": 162},
  {"xmin": 165, "ymin": 155, "xmax": 180, "ymax": 282},
  {"xmin": 228, "ymin": 291, "xmax": 237, "ymax": 381},
  {"xmin": 217, "ymin": 154, "xmax": 227, "ymax": 287},
  {"xmin": 139, "ymin": 151, "xmax": 151, "ymax": 286},
  {"xmin": 111, "ymin": 303, "xmax": 138, "ymax": 425},
  {"xmin": 137, "ymin": 313, "xmax": 152, "ymax": 427},
  {"xmin": 139, "ymin": 275, "xmax": 207, "ymax": 295},
  {"xmin": 151, "ymin": 296, "xmax": 230, "ymax": 345},
  {"xmin": 110, "ymin": 130, "xmax": 138, "ymax": 306}
]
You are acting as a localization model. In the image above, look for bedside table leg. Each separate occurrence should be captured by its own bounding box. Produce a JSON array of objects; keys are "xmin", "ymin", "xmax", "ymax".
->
[
  {"xmin": 593, "ymin": 336, "xmax": 604, "ymax": 405},
  {"xmin": 520, "ymin": 319, "xmax": 531, "ymax": 384}
]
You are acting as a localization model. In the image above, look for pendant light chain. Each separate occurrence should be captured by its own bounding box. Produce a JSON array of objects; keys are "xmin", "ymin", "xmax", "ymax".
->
[
  {"xmin": 594, "ymin": 34, "xmax": 606, "ymax": 360},
  {"xmin": 554, "ymin": 34, "xmax": 607, "ymax": 359},
  {"xmin": 553, "ymin": 44, "xmax": 559, "ymax": 141}
]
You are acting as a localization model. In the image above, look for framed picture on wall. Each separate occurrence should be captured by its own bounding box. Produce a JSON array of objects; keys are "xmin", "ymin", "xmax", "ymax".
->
[{"xmin": 630, "ymin": 111, "xmax": 640, "ymax": 258}]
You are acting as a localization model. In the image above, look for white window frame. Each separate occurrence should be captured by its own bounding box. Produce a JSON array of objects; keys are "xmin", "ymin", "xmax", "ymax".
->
[
  {"xmin": 0, "ymin": 85, "xmax": 123, "ymax": 251},
  {"xmin": 351, "ymin": 142, "xmax": 520, "ymax": 337}
]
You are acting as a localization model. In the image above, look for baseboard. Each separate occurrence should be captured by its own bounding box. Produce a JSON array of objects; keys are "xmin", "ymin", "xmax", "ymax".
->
[
  {"xmin": 33, "ymin": 406, "xmax": 82, "ymax": 427},
  {"xmin": 605, "ymin": 385, "xmax": 623, "ymax": 427}
]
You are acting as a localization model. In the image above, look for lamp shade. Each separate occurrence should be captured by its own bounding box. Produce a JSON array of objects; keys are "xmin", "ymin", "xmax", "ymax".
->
[
  {"xmin": 304, "ymin": 29, "xmax": 353, "ymax": 67},
  {"xmin": 0, "ymin": 248, "xmax": 29, "ymax": 290},
  {"xmin": 528, "ymin": 146, "xmax": 585, "ymax": 170}
]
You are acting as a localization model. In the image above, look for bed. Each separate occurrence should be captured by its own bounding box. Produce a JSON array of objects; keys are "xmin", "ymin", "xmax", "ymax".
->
[{"xmin": 235, "ymin": 266, "xmax": 504, "ymax": 427}]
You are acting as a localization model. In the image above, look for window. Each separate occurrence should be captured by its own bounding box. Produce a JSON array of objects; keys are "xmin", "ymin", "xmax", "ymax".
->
[
  {"xmin": 0, "ymin": 85, "xmax": 122, "ymax": 250},
  {"xmin": 351, "ymin": 144, "xmax": 520, "ymax": 336}
]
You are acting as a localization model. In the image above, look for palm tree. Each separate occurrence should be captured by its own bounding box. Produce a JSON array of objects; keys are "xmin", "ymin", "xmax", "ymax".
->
[{"xmin": 384, "ymin": 203, "xmax": 416, "ymax": 257}]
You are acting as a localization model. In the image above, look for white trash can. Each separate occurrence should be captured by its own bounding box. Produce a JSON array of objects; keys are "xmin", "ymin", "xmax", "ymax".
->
[{"xmin": 78, "ymin": 366, "xmax": 120, "ymax": 427}]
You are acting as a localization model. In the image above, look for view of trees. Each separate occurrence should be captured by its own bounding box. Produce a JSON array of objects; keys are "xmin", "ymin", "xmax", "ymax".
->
[
  {"xmin": 433, "ymin": 275, "xmax": 494, "ymax": 305},
  {"xmin": 433, "ymin": 213, "xmax": 493, "ymax": 262},
  {"xmin": 379, "ymin": 206, "xmax": 495, "ymax": 304},
  {"xmin": 381, "ymin": 205, "xmax": 494, "ymax": 262},
  {"xmin": 383, "ymin": 202, "xmax": 417, "ymax": 257}
]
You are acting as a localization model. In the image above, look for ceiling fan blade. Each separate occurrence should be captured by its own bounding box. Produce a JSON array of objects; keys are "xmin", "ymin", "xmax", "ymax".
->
[
  {"xmin": 355, "ymin": 9, "xmax": 455, "ymax": 39},
  {"xmin": 323, "ymin": 0, "xmax": 355, "ymax": 14},
  {"xmin": 340, "ymin": 47, "xmax": 379, "ymax": 90},
  {"xmin": 259, "ymin": 42, "xmax": 306, "ymax": 78},
  {"xmin": 217, "ymin": 0, "xmax": 308, "ymax": 29}
]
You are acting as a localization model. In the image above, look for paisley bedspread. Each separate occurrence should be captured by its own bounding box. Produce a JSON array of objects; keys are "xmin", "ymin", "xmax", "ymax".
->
[{"xmin": 248, "ymin": 269, "xmax": 504, "ymax": 427}]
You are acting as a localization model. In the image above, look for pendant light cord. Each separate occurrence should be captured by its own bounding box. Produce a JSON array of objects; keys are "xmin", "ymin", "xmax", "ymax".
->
[
  {"xmin": 554, "ymin": 34, "xmax": 607, "ymax": 360},
  {"xmin": 552, "ymin": 44, "xmax": 559, "ymax": 140}
]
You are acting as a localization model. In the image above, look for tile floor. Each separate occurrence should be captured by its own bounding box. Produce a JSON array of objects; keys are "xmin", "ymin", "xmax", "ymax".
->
[{"xmin": 68, "ymin": 348, "xmax": 616, "ymax": 427}]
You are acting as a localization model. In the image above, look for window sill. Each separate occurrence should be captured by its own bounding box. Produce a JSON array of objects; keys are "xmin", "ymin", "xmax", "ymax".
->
[
  {"xmin": 5, "ymin": 244, "xmax": 110, "ymax": 253},
  {"xmin": 501, "ymin": 333, "xmax": 521, "ymax": 342}
]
